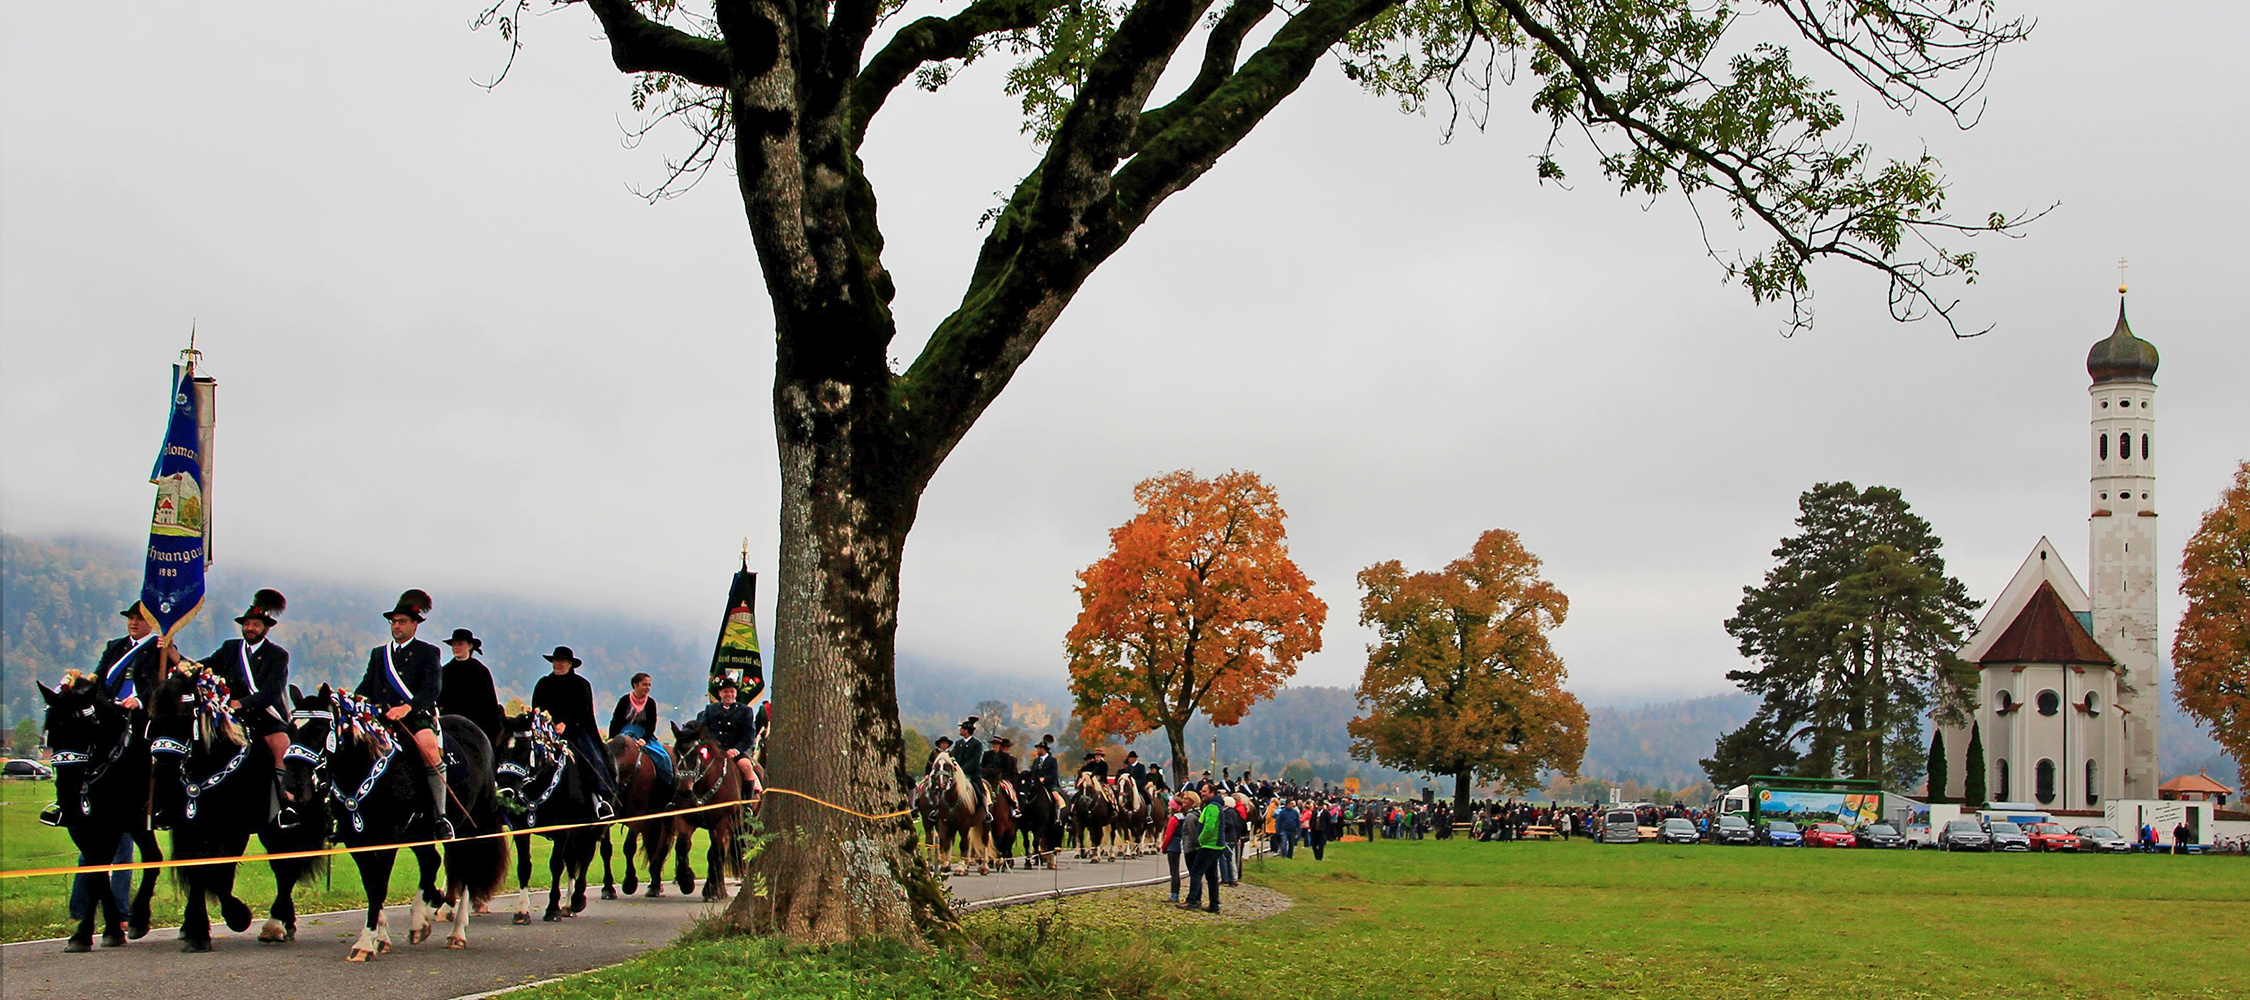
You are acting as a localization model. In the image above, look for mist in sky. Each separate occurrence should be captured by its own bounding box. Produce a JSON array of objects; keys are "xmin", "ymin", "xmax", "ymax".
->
[{"xmin": 3, "ymin": 2, "xmax": 2244, "ymax": 706}]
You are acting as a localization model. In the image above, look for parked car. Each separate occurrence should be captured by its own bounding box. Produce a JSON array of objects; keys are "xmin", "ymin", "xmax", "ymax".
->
[
  {"xmin": 1711, "ymin": 814, "xmax": 1756, "ymax": 845},
  {"xmin": 1658, "ymin": 818, "xmax": 1700, "ymax": 845},
  {"xmin": 2024, "ymin": 823, "xmax": 2082, "ymax": 852},
  {"xmin": 1984, "ymin": 820, "xmax": 2032, "ymax": 852},
  {"xmin": 1853, "ymin": 823, "xmax": 1908, "ymax": 849},
  {"xmin": 2072, "ymin": 825, "xmax": 2132, "ymax": 853},
  {"xmin": 1759, "ymin": 820, "xmax": 1804, "ymax": 847},
  {"xmin": 1, "ymin": 759, "xmax": 54, "ymax": 780},
  {"xmin": 1600, "ymin": 809, "xmax": 1643, "ymax": 844},
  {"xmin": 1803, "ymin": 822, "xmax": 1858, "ymax": 848},
  {"xmin": 1937, "ymin": 819, "xmax": 1992, "ymax": 851}
]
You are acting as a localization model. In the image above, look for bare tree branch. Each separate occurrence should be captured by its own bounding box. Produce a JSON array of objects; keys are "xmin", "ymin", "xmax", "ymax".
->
[
  {"xmin": 848, "ymin": 0, "xmax": 1050, "ymax": 150},
  {"xmin": 586, "ymin": 0, "xmax": 735, "ymax": 88}
]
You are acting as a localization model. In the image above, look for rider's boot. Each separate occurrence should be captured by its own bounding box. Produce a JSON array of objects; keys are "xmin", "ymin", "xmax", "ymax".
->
[
  {"xmin": 273, "ymin": 767, "xmax": 300, "ymax": 829},
  {"xmin": 428, "ymin": 769, "xmax": 455, "ymax": 840}
]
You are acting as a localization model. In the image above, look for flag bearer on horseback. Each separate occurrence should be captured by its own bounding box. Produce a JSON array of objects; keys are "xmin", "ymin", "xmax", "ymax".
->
[
  {"xmin": 200, "ymin": 589, "xmax": 295, "ymax": 825},
  {"xmin": 533, "ymin": 646, "xmax": 619, "ymax": 820},
  {"xmin": 354, "ymin": 589, "xmax": 454, "ymax": 838},
  {"xmin": 951, "ymin": 717, "xmax": 988, "ymax": 819},
  {"xmin": 41, "ymin": 601, "xmax": 166, "ymax": 828},
  {"xmin": 691, "ymin": 677, "xmax": 758, "ymax": 790}
]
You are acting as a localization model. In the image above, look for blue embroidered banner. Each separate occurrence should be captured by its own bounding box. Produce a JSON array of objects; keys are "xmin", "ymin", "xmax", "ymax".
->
[{"xmin": 142, "ymin": 363, "xmax": 207, "ymax": 638}]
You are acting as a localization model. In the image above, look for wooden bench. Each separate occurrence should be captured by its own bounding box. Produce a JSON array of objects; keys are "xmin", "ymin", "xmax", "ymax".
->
[{"xmin": 1522, "ymin": 825, "xmax": 1559, "ymax": 840}]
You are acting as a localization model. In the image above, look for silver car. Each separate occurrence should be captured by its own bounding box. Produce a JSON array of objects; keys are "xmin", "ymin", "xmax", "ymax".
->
[
  {"xmin": 1937, "ymin": 819, "xmax": 1991, "ymax": 851},
  {"xmin": 1601, "ymin": 810, "xmax": 1642, "ymax": 844},
  {"xmin": 2073, "ymin": 825, "xmax": 2133, "ymax": 853},
  {"xmin": 1985, "ymin": 821, "xmax": 2032, "ymax": 852}
]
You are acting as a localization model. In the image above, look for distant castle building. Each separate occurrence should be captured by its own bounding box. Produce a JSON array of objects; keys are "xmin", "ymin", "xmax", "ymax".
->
[{"xmin": 1937, "ymin": 290, "xmax": 2162, "ymax": 805}]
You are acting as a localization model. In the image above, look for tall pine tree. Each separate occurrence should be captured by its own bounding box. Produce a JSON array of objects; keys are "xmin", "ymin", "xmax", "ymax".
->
[
  {"xmin": 1707, "ymin": 483, "xmax": 1979, "ymax": 789},
  {"xmin": 1962, "ymin": 722, "xmax": 1988, "ymax": 806},
  {"xmin": 1926, "ymin": 729, "xmax": 1949, "ymax": 803}
]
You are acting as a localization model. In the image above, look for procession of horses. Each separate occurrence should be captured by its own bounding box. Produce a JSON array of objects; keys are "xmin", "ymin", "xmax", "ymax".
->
[
  {"xmin": 36, "ymin": 667, "xmax": 750, "ymax": 961},
  {"xmin": 910, "ymin": 746, "xmax": 1171, "ymax": 877}
]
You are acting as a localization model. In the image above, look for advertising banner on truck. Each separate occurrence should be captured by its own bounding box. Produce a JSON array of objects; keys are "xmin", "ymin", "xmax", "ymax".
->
[{"xmin": 1754, "ymin": 787, "xmax": 1885, "ymax": 826}]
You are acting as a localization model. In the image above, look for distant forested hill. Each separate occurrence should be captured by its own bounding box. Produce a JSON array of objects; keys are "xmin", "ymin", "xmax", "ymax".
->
[
  {"xmin": 1580, "ymin": 693, "xmax": 1759, "ymax": 788},
  {"xmin": 2, "ymin": 533, "xmax": 703, "ymax": 733}
]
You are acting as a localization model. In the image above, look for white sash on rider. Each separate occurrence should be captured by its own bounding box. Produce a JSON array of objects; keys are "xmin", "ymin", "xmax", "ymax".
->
[
  {"xmin": 381, "ymin": 643, "xmax": 412, "ymax": 703},
  {"xmin": 107, "ymin": 633, "xmax": 158, "ymax": 697},
  {"xmin": 238, "ymin": 641, "xmax": 258, "ymax": 696}
]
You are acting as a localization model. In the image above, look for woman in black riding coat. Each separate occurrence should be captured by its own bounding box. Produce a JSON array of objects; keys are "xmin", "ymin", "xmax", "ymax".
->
[{"xmin": 530, "ymin": 646, "xmax": 617, "ymax": 814}]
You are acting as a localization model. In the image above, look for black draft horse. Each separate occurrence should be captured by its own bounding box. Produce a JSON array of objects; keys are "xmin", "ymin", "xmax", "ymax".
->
[
  {"xmin": 146, "ymin": 666, "xmax": 267, "ymax": 951},
  {"xmin": 253, "ymin": 685, "xmax": 337, "ymax": 943},
  {"xmin": 327, "ymin": 692, "xmax": 507, "ymax": 959},
  {"xmin": 38, "ymin": 673, "xmax": 163, "ymax": 952},
  {"xmin": 495, "ymin": 711, "xmax": 601, "ymax": 922},
  {"xmin": 1012, "ymin": 773, "xmax": 1065, "ymax": 870},
  {"xmin": 597, "ymin": 733, "xmax": 677, "ymax": 899}
]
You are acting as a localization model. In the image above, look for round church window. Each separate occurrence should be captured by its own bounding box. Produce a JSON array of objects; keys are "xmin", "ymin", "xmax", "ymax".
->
[{"xmin": 2037, "ymin": 690, "xmax": 2060, "ymax": 716}]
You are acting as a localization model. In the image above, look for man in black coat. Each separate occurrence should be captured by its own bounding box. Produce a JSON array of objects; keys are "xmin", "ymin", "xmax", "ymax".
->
[
  {"xmin": 42, "ymin": 601, "xmax": 166, "ymax": 827},
  {"xmin": 950, "ymin": 717, "xmax": 987, "ymax": 815},
  {"xmin": 1026, "ymin": 736, "xmax": 1063, "ymax": 813},
  {"xmin": 201, "ymin": 589, "xmax": 293, "ymax": 823},
  {"xmin": 438, "ymin": 628, "xmax": 505, "ymax": 749},
  {"xmin": 691, "ymin": 677, "xmax": 758, "ymax": 790},
  {"xmin": 354, "ymin": 590, "xmax": 453, "ymax": 838}
]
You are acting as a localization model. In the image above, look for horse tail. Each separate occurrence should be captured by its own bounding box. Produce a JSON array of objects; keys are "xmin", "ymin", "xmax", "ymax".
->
[{"xmin": 447, "ymin": 826, "xmax": 511, "ymax": 906}]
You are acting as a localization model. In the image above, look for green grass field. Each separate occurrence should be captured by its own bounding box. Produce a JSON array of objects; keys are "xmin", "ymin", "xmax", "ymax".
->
[
  {"xmin": 0, "ymin": 783, "xmax": 572, "ymax": 943},
  {"xmin": 537, "ymin": 836, "xmax": 2250, "ymax": 1000}
]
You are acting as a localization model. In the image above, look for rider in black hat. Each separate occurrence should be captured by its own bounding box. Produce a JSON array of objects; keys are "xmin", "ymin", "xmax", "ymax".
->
[
  {"xmin": 197, "ymin": 589, "xmax": 293, "ymax": 823},
  {"xmin": 926, "ymin": 735, "xmax": 955, "ymax": 774},
  {"xmin": 438, "ymin": 628, "xmax": 505, "ymax": 749},
  {"xmin": 353, "ymin": 590, "xmax": 453, "ymax": 837},
  {"xmin": 533, "ymin": 646, "xmax": 617, "ymax": 819},
  {"xmin": 692, "ymin": 676, "xmax": 758, "ymax": 789},
  {"xmin": 950, "ymin": 717, "xmax": 987, "ymax": 817},
  {"xmin": 40, "ymin": 600, "xmax": 166, "ymax": 827},
  {"xmin": 1078, "ymin": 747, "xmax": 1110, "ymax": 780},
  {"xmin": 1026, "ymin": 735, "xmax": 1063, "ymax": 813}
]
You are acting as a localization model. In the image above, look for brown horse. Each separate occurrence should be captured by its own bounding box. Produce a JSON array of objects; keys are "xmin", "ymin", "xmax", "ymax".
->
[
  {"xmin": 987, "ymin": 775, "xmax": 1020, "ymax": 872},
  {"xmin": 1070, "ymin": 771, "xmax": 1117, "ymax": 861},
  {"xmin": 1109, "ymin": 775, "xmax": 1147, "ymax": 857},
  {"xmin": 668, "ymin": 722, "xmax": 744, "ymax": 901},
  {"xmin": 928, "ymin": 753, "xmax": 989, "ymax": 875},
  {"xmin": 598, "ymin": 736, "xmax": 677, "ymax": 899}
]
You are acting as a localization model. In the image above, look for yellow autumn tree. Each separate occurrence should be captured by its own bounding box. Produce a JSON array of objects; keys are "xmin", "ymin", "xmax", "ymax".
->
[
  {"xmin": 1066, "ymin": 470, "xmax": 1326, "ymax": 784},
  {"xmin": 1348, "ymin": 529, "xmax": 1588, "ymax": 815},
  {"xmin": 2175, "ymin": 460, "xmax": 2250, "ymax": 778}
]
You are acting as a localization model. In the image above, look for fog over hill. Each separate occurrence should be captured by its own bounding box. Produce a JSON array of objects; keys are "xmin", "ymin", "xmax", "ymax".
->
[{"xmin": 5, "ymin": 531, "xmax": 2234, "ymax": 789}]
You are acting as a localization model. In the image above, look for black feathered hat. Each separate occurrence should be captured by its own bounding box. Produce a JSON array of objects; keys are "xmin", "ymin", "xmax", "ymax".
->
[
  {"xmin": 383, "ymin": 589, "xmax": 433, "ymax": 623},
  {"xmin": 235, "ymin": 588, "xmax": 287, "ymax": 625},
  {"xmin": 1035, "ymin": 735, "xmax": 1054, "ymax": 751},
  {"xmin": 958, "ymin": 716, "xmax": 978, "ymax": 732}
]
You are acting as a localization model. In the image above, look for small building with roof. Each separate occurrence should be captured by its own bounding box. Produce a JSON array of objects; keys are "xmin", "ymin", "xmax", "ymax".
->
[{"xmin": 2157, "ymin": 770, "xmax": 2233, "ymax": 806}]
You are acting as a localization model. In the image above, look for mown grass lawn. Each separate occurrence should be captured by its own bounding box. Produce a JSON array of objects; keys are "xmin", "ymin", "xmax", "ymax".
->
[
  {"xmin": 538, "ymin": 836, "xmax": 2250, "ymax": 1000},
  {"xmin": 0, "ymin": 785, "xmax": 568, "ymax": 943}
]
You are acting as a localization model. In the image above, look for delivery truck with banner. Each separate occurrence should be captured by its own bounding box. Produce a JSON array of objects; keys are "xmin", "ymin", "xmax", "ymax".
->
[{"xmin": 1715, "ymin": 776, "xmax": 1926, "ymax": 835}]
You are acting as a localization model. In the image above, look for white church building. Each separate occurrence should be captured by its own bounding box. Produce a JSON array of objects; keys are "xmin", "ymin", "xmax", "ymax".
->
[{"xmin": 1935, "ymin": 291, "xmax": 2163, "ymax": 807}]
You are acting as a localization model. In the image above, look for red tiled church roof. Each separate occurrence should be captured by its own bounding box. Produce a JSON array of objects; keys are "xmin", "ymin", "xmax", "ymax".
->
[{"xmin": 1978, "ymin": 581, "xmax": 2113, "ymax": 666}]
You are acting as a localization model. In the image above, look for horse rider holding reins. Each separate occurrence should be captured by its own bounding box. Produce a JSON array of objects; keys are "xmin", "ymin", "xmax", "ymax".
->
[
  {"xmin": 1026, "ymin": 735, "xmax": 1064, "ymax": 814},
  {"xmin": 40, "ymin": 601, "xmax": 166, "ymax": 828},
  {"xmin": 352, "ymin": 589, "xmax": 454, "ymax": 839},
  {"xmin": 691, "ymin": 676, "xmax": 758, "ymax": 790}
]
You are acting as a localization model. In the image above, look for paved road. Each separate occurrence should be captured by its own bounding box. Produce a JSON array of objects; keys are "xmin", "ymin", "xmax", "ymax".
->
[{"xmin": 1, "ymin": 850, "xmax": 1187, "ymax": 1000}]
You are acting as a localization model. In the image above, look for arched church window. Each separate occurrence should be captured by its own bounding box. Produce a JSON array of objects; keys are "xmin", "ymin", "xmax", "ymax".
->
[
  {"xmin": 2085, "ymin": 760, "xmax": 2098, "ymax": 806},
  {"xmin": 2099, "ymin": 435, "xmax": 2109, "ymax": 460},
  {"xmin": 2142, "ymin": 433, "xmax": 2150, "ymax": 459},
  {"xmin": 2120, "ymin": 432, "xmax": 2131, "ymax": 460},
  {"xmin": 1994, "ymin": 691, "xmax": 2014, "ymax": 714},
  {"xmin": 2082, "ymin": 692, "xmax": 2099, "ymax": 715},
  {"xmin": 2035, "ymin": 759, "xmax": 2056, "ymax": 804},
  {"xmin": 1996, "ymin": 759, "xmax": 2010, "ymax": 802},
  {"xmin": 2037, "ymin": 690, "xmax": 2060, "ymax": 716}
]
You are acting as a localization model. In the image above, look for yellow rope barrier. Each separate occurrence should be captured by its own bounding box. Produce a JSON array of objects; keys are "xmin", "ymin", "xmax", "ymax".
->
[{"xmin": 0, "ymin": 785, "xmax": 916, "ymax": 880}]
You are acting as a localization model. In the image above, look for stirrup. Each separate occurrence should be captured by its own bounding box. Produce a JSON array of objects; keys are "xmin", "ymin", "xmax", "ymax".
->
[
  {"xmin": 594, "ymin": 798, "xmax": 616, "ymax": 820},
  {"xmin": 38, "ymin": 803, "xmax": 63, "ymax": 827}
]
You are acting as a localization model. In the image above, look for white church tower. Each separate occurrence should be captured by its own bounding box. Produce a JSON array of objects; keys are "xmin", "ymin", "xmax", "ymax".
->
[{"xmin": 2085, "ymin": 287, "xmax": 2161, "ymax": 799}]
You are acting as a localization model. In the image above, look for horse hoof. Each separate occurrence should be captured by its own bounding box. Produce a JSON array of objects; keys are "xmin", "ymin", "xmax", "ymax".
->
[
  {"xmin": 347, "ymin": 949, "xmax": 373, "ymax": 962},
  {"xmin": 181, "ymin": 939, "xmax": 213, "ymax": 953},
  {"xmin": 445, "ymin": 937, "xmax": 467, "ymax": 951},
  {"xmin": 128, "ymin": 918, "xmax": 150, "ymax": 940},
  {"xmin": 543, "ymin": 911, "xmax": 561, "ymax": 922},
  {"xmin": 408, "ymin": 928, "xmax": 429, "ymax": 945},
  {"xmin": 435, "ymin": 905, "xmax": 454, "ymax": 923},
  {"xmin": 570, "ymin": 897, "xmax": 588, "ymax": 914},
  {"xmin": 513, "ymin": 912, "xmax": 532, "ymax": 926},
  {"xmin": 63, "ymin": 937, "xmax": 92, "ymax": 954},
  {"xmin": 646, "ymin": 886, "xmax": 663, "ymax": 899},
  {"xmin": 377, "ymin": 940, "xmax": 393, "ymax": 955},
  {"xmin": 221, "ymin": 897, "xmax": 253, "ymax": 933},
  {"xmin": 622, "ymin": 878, "xmax": 639, "ymax": 895},
  {"xmin": 601, "ymin": 887, "xmax": 617, "ymax": 901}
]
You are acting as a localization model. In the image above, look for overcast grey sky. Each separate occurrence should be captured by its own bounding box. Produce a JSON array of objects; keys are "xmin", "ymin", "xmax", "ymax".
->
[{"xmin": 3, "ymin": 2, "xmax": 2244, "ymax": 705}]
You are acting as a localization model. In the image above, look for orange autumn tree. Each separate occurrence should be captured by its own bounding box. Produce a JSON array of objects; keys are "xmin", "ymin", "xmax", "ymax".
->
[
  {"xmin": 2175, "ymin": 460, "xmax": 2250, "ymax": 778},
  {"xmin": 1067, "ymin": 470, "xmax": 1326, "ymax": 784},
  {"xmin": 1348, "ymin": 529, "xmax": 1588, "ymax": 816}
]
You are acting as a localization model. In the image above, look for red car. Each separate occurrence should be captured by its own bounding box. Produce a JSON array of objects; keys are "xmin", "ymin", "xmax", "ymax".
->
[
  {"xmin": 2025, "ymin": 823, "xmax": 2082, "ymax": 852},
  {"xmin": 1803, "ymin": 823, "xmax": 1858, "ymax": 848}
]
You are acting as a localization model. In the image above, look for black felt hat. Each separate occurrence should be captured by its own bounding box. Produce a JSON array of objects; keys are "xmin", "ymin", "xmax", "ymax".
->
[
  {"xmin": 443, "ymin": 628, "xmax": 482, "ymax": 652},
  {"xmin": 958, "ymin": 716, "xmax": 978, "ymax": 732},
  {"xmin": 384, "ymin": 589, "xmax": 433, "ymax": 623},
  {"xmin": 118, "ymin": 600, "xmax": 148, "ymax": 619},
  {"xmin": 542, "ymin": 646, "xmax": 581, "ymax": 668},
  {"xmin": 235, "ymin": 589, "xmax": 287, "ymax": 626}
]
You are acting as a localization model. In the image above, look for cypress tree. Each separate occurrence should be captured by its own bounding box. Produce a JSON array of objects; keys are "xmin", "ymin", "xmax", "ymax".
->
[
  {"xmin": 1927, "ymin": 729, "xmax": 1949, "ymax": 803},
  {"xmin": 1962, "ymin": 722, "xmax": 1987, "ymax": 806}
]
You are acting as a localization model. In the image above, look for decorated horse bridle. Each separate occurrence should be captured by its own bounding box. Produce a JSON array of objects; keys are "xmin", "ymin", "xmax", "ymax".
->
[
  {"xmin": 677, "ymin": 738, "xmax": 735, "ymax": 808},
  {"xmin": 497, "ymin": 712, "xmax": 571, "ymax": 824},
  {"xmin": 149, "ymin": 669, "xmax": 256, "ymax": 822},
  {"xmin": 328, "ymin": 691, "xmax": 400, "ymax": 834}
]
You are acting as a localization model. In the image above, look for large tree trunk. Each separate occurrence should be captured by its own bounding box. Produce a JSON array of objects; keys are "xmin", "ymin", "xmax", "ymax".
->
[
  {"xmin": 721, "ymin": 370, "xmax": 955, "ymax": 945},
  {"xmin": 1452, "ymin": 765, "xmax": 1472, "ymax": 818},
  {"xmin": 1165, "ymin": 721, "xmax": 1191, "ymax": 787}
]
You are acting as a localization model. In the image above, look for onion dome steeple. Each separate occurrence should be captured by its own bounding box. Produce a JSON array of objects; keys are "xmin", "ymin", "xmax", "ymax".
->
[{"xmin": 2087, "ymin": 289, "xmax": 2159, "ymax": 384}]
